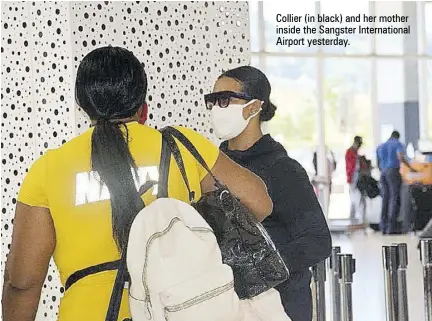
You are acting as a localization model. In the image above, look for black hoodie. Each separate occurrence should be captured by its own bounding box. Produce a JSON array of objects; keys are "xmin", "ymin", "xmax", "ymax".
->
[{"xmin": 221, "ymin": 134, "xmax": 332, "ymax": 320}]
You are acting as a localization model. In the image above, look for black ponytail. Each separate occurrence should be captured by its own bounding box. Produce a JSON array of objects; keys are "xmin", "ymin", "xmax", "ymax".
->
[
  {"xmin": 259, "ymin": 101, "xmax": 277, "ymax": 122},
  {"xmin": 91, "ymin": 121, "xmax": 143, "ymax": 250},
  {"xmin": 76, "ymin": 46, "xmax": 147, "ymax": 252}
]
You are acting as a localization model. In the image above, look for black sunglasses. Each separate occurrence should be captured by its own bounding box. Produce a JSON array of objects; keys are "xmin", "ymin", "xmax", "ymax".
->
[{"xmin": 204, "ymin": 91, "xmax": 254, "ymax": 110}]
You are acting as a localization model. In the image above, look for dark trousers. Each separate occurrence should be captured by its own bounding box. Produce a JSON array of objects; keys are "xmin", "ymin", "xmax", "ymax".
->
[
  {"xmin": 379, "ymin": 168, "xmax": 402, "ymax": 233},
  {"xmin": 276, "ymin": 271, "xmax": 312, "ymax": 321}
]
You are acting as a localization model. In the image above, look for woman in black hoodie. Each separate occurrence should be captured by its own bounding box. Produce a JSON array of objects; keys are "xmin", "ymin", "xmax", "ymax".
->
[{"xmin": 204, "ymin": 66, "xmax": 332, "ymax": 321}]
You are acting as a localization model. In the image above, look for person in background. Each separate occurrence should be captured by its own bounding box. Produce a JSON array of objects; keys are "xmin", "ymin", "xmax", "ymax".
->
[
  {"xmin": 345, "ymin": 136, "xmax": 366, "ymax": 224},
  {"xmin": 206, "ymin": 65, "xmax": 332, "ymax": 321},
  {"xmin": 376, "ymin": 130, "xmax": 416, "ymax": 234},
  {"xmin": 2, "ymin": 47, "xmax": 273, "ymax": 321}
]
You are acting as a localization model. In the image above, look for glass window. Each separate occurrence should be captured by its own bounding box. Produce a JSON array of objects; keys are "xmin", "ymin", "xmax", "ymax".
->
[
  {"xmin": 248, "ymin": 1, "xmax": 432, "ymax": 220},
  {"xmin": 323, "ymin": 59, "xmax": 372, "ymax": 219},
  {"xmin": 264, "ymin": 57, "xmax": 317, "ymax": 175},
  {"xmin": 376, "ymin": 59, "xmax": 405, "ymax": 103},
  {"xmin": 374, "ymin": 2, "xmax": 404, "ymax": 55},
  {"xmin": 323, "ymin": 59, "xmax": 372, "ymax": 153},
  {"xmin": 428, "ymin": 60, "xmax": 432, "ymax": 139},
  {"xmin": 425, "ymin": 3, "xmax": 432, "ymax": 55},
  {"xmin": 320, "ymin": 1, "xmax": 372, "ymax": 54},
  {"xmin": 248, "ymin": 1, "xmax": 260, "ymax": 52},
  {"xmin": 263, "ymin": 1, "xmax": 316, "ymax": 53}
]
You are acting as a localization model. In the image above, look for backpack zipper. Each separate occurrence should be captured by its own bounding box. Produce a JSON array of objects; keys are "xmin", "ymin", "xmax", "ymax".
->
[
  {"xmin": 141, "ymin": 217, "xmax": 213, "ymax": 319},
  {"xmin": 163, "ymin": 280, "xmax": 234, "ymax": 321}
]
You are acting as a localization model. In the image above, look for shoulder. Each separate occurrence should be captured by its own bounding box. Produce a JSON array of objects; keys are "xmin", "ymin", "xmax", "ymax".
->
[
  {"xmin": 171, "ymin": 126, "xmax": 218, "ymax": 152},
  {"xmin": 29, "ymin": 149, "xmax": 53, "ymax": 170},
  {"xmin": 172, "ymin": 125, "xmax": 211, "ymax": 140},
  {"xmin": 171, "ymin": 126, "xmax": 220, "ymax": 171},
  {"xmin": 267, "ymin": 155, "xmax": 308, "ymax": 180}
]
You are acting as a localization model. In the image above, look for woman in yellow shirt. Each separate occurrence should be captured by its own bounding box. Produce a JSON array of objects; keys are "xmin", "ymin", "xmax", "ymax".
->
[{"xmin": 2, "ymin": 46, "xmax": 272, "ymax": 321}]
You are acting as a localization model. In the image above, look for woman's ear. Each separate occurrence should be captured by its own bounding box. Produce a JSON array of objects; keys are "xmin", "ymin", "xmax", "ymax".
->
[{"xmin": 248, "ymin": 100, "xmax": 264, "ymax": 116}]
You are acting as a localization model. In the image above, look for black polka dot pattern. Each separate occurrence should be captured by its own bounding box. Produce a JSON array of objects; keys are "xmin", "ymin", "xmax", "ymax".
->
[
  {"xmin": 71, "ymin": 1, "xmax": 249, "ymax": 137},
  {"xmin": 1, "ymin": 2, "xmax": 249, "ymax": 319}
]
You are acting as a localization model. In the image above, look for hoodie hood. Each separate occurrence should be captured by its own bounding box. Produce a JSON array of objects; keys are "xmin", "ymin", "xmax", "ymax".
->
[{"xmin": 220, "ymin": 134, "xmax": 287, "ymax": 166}]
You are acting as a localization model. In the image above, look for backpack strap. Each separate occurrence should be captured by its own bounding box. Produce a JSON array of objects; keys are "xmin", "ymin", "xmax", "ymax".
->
[
  {"xmin": 63, "ymin": 177, "xmax": 155, "ymax": 292},
  {"xmin": 157, "ymin": 135, "xmax": 171, "ymax": 199},
  {"xmin": 64, "ymin": 260, "xmax": 120, "ymax": 291},
  {"xmin": 161, "ymin": 127, "xmax": 221, "ymax": 187},
  {"xmin": 105, "ymin": 247, "xmax": 128, "ymax": 321},
  {"xmin": 159, "ymin": 129, "xmax": 195, "ymax": 202}
]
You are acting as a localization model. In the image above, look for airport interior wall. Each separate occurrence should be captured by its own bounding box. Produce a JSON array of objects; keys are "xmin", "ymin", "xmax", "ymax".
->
[{"xmin": 1, "ymin": 2, "xmax": 250, "ymax": 319}]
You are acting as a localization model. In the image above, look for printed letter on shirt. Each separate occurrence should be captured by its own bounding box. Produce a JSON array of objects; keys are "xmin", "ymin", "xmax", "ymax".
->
[{"xmin": 75, "ymin": 166, "xmax": 159, "ymax": 206}]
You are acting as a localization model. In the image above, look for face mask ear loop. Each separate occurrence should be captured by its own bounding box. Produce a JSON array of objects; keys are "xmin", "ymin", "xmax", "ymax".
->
[{"xmin": 246, "ymin": 100, "xmax": 264, "ymax": 120}]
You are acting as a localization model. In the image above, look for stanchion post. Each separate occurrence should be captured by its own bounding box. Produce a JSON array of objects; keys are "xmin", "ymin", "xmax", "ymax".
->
[
  {"xmin": 312, "ymin": 260, "xmax": 327, "ymax": 321},
  {"xmin": 382, "ymin": 245, "xmax": 399, "ymax": 321},
  {"xmin": 393, "ymin": 243, "xmax": 409, "ymax": 321},
  {"xmin": 329, "ymin": 246, "xmax": 341, "ymax": 321},
  {"xmin": 338, "ymin": 253, "xmax": 355, "ymax": 321},
  {"xmin": 420, "ymin": 239, "xmax": 432, "ymax": 321}
]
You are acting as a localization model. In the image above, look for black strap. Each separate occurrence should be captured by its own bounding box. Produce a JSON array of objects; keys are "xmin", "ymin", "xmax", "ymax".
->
[
  {"xmin": 105, "ymin": 248, "xmax": 128, "ymax": 321},
  {"xmin": 65, "ymin": 179, "xmax": 156, "ymax": 291},
  {"xmin": 160, "ymin": 130, "xmax": 195, "ymax": 203},
  {"xmin": 162, "ymin": 127, "xmax": 220, "ymax": 185},
  {"xmin": 65, "ymin": 260, "xmax": 120, "ymax": 291},
  {"xmin": 158, "ymin": 136, "xmax": 171, "ymax": 198}
]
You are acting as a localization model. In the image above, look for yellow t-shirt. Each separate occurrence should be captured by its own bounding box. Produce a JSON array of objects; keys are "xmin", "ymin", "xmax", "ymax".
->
[{"xmin": 17, "ymin": 122, "xmax": 219, "ymax": 321}]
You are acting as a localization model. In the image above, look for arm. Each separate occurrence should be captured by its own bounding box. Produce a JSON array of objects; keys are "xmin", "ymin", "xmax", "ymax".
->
[
  {"xmin": 173, "ymin": 126, "xmax": 273, "ymax": 222},
  {"xmin": 3, "ymin": 203, "xmax": 55, "ymax": 321},
  {"xmin": 397, "ymin": 148, "xmax": 416, "ymax": 172},
  {"xmin": 267, "ymin": 158, "xmax": 332, "ymax": 272},
  {"xmin": 201, "ymin": 152, "xmax": 273, "ymax": 222},
  {"xmin": 376, "ymin": 148, "xmax": 381, "ymax": 171}
]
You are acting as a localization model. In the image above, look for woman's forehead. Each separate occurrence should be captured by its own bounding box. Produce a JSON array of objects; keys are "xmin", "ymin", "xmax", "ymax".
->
[{"xmin": 213, "ymin": 77, "xmax": 243, "ymax": 93}]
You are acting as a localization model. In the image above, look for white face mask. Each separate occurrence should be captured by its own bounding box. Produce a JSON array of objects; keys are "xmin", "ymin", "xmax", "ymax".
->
[{"xmin": 211, "ymin": 99, "xmax": 262, "ymax": 141}]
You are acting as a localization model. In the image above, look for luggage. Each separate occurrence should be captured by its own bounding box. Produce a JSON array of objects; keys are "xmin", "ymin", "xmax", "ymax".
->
[
  {"xmin": 419, "ymin": 218, "xmax": 432, "ymax": 238},
  {"xmin": 418, "ymin": 219, "xmax": 432, "ymax": 250},
  {"xmin": 357, "ymin": 175, "xmax": 380, "ymax": 199},
  {"xmin": 127, "ymin": 197, "xmax": 242, "ymax": 321},
  {"xmin": 410, "ymin": 184, "xmax": 432, "ymax": 231}
]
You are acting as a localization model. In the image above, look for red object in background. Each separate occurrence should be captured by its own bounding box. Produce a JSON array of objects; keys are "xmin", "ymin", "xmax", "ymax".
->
[
  {"xmin": 138, "ymin": 103, "xmax": 148, "ymax": 124},
  {"xmin": 345, "ymin": 147, "xmax": 358, "ymax": 184}
]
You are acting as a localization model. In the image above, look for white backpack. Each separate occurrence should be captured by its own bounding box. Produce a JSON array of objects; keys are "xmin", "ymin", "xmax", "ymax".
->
[{"xmin": 126, "ymin": 197, "xmax": 291, "ymax": 321}]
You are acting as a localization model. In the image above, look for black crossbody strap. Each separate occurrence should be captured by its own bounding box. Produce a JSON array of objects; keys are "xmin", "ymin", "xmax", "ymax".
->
[
  {"xmin": 158, "ymin": 136, "xmax": 171, "ymax": 198},
  {"xmin": 160, "ymin": 130, "xmax": 195, "ymax": 203},
  {"xmin": 163, "ymin": 127, "xmax": 219, "ymax": 184},
  {"xmin": 64, "ymin": 260, "xmax": 121, "ymax": 291},
  {"xmin": 105, "ymin": 248, "xmax": 128, "ymax": 321}
]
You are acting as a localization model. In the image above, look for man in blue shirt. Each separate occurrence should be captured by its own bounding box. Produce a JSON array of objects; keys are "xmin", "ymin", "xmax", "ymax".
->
[{"xmin": 376, "ymin": 131, "xmax": 416, "ymax": 234}]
